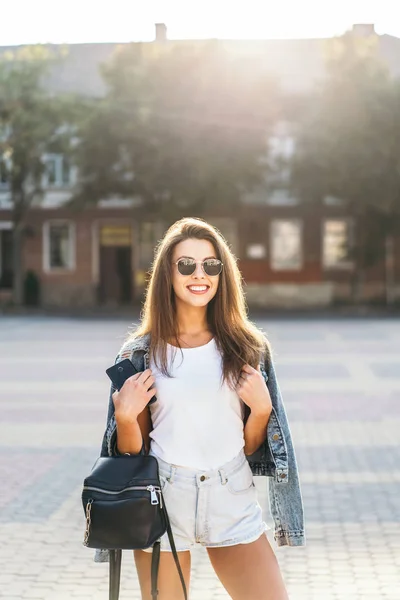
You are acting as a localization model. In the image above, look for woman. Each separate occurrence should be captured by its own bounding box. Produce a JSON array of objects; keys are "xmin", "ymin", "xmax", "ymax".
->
[{"xmin": 98, "ymin": 217, "xmax": 306, "ymax": 600}]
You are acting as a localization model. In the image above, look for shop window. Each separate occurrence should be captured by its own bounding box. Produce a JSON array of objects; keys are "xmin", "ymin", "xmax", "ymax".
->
[
  {"xmin": 322, "ymin": 219, "xmax": 354, "ymax": 268},
  {"xmin": 43, "ymin": 221, "xmax": 75, "ymax": 271},
  {"xmin": 270, "ymin": 219, "xmax": 303, "ymax": 270}
]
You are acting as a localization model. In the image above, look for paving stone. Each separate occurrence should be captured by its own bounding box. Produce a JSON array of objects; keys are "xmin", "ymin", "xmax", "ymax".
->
[
  {"xmin": 21, "ymin": 591, "xmax": 54, "ymax": 599},
  {"xmin": 1, "ymin": 316, "xmax": 399, "ymax": 600}
]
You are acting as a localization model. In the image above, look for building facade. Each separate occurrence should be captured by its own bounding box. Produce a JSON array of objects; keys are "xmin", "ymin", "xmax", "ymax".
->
[
  {"xmin": 1, "ymin": 25, "xmax": 400, "ymax": 308},
  {"xmin": 1, "ymin": 198, "xmax": 398, "ymax": 308}
]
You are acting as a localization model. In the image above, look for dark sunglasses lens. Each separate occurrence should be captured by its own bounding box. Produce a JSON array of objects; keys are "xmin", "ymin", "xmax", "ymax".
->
[
  {"xmin": 203, "ymin": 260, "xmax": 222, "ymax": 276},
  {"xmin": 177, "ymin": 259, "xmax": 196, "ymax": 275}
]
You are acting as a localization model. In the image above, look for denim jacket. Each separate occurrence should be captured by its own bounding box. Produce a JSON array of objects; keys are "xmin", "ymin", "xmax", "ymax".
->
[{"xmin": 94, "ymin": 333, "xmax": 305, "ymax": 562}]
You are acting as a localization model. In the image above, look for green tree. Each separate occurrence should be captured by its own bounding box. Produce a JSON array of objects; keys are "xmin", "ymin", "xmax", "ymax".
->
[
  {"xmin": 0, "ymin": 45, "xmax": 78, "ymax": 305},
  {"xmin": 74, "ymin": 40, "xmax": 280, "ymax": 222},
  {"xmin": 291, "ymin": 32, "xmax": 400, "ymax": 304}
]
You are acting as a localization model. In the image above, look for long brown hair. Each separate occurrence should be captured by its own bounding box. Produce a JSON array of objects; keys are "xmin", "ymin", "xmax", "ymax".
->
[{"xmin": 127, "ymin": 217, "xmax": 271, "ymax": 389}]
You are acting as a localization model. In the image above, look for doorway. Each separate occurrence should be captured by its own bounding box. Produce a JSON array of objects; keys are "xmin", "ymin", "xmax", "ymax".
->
[
  {"xmin": 98, "ymin": 225, "xmax": 133, "ymax": 305},
  {"xmin": 0, "ymin": 228, "xmax": 13, "ymax": 289}
]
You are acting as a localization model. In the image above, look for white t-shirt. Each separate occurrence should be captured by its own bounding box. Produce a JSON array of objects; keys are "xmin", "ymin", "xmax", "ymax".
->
[{"xmin": 148, "ymin": 337, "xmax": 245, "ymax": 470}]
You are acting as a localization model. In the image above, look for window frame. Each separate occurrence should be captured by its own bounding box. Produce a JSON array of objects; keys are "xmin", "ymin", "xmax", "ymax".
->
[
  {"xmin": 270, "ymin": 218, "xmax": 303, "ymax": 271},
  {"xmin": 43, "ymin": 220, "xmax": 76, "ymax": 273},
  {"xmin": 321, "ymin": 218, "xmax": 355, "ymax": 270},
  {"xmin": 42, "ymin": 153, "xmax": 73, "ymax": 188}
]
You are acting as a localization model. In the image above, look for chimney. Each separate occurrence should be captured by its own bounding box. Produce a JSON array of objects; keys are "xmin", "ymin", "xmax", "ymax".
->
[
  {"xmin": 352, "ymin": 24, "xmax": 375, "ymax": 37},
  {"xmin": 155, "ymin": 23, "xmax": 167, "ymax": 42}
]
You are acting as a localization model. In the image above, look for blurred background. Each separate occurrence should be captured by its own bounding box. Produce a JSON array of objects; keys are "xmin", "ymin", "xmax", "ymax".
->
[
  {"xmin": 0, "ymin": 1, "xmax": 399, "ymax": 599},
  {"xmin": 0, "ymin": 1, "xmax": 400, "ymax": 312}
]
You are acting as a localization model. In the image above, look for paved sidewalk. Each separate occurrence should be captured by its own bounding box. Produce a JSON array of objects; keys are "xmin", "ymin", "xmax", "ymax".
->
[{"xmin": 0, "ymin": 316, "xmax": 399, "ymax": 599}]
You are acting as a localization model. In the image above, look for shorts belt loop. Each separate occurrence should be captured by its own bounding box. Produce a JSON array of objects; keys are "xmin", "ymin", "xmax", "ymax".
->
[
  {"xmin": 168, "ymin": 465, "xmax": 176, "ymax": 484},
  {"xmin": 218, "ymin": 468, "xmax": 228, "ymax": 485}
]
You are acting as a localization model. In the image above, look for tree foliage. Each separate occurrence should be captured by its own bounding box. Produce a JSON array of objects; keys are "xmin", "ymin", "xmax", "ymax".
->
[
  {"xmin": 0, "ymin": 46, "xmax": 76, "ymax": 219},
  {"xmin": 0, "ymin": 45, "xmax": 78, "ymax": 303},
  {"xmin": 292, "ymin": 33, "xmax": 399, "ymax": 211},
  {"xmin": 291, "ymin": 32, "xmax": 400, "ymax": 301},
  {"xmin": 74, "ymin": 40, "xmax": 280, "ymax": 218}
]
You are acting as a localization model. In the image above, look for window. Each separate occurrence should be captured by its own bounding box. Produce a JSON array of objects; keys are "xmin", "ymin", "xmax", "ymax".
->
[
  {"xmin": 268, "ymin": 133, "xmax": 296, "ymax": 163},
  {"xmin": 42, "ymin": 154, "xmax": 72, "ymax": 187},
  {"xmin": 43, "ymin": 221, "xmax": 75, "ymax": 272},
  {"xmin": 246, "ymin": 244, "xmax": 266, "ymax": 259},
  {"xmin": 270, "ymin": 219, "xmax": 303, "ymax": 270},
  {"xmin": 46, "ymin": 157, "xmax": 58, "ymax": 185},
  {"xmin": 322, "ymin": 219, "xmax": 354, "ymax": 269},
  {"xmin": 62, "ymin": 157, "xmax": 71, "ymax": 185},
  {"xmin": 267, "ymin": 120, "xmax": 296, "ymax": 188}
]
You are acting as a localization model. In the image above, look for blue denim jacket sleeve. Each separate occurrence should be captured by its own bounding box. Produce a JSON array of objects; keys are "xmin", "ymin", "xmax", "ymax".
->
[
  {"xmin": 265, "ymin": 354, "xmax": 306, "ymax": 547},
  {"xmin": 99, "ymin": 353, "xmax": 120, "ymax": 458}
]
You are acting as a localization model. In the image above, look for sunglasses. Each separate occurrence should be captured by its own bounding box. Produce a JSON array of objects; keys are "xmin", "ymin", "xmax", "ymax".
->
[{"xmin": 174, "ymin": 257, "xmax": 223, "ymax": 276}]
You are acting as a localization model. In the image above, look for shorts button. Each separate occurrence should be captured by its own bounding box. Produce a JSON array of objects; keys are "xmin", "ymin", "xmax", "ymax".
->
[{"xmin": 200, "ymin": 475, "xmax": 206, "ymax": 481}]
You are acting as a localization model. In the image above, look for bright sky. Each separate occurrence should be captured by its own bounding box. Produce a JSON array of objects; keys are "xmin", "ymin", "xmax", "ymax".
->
[{"xmin": 3, "ymin": 0, "xmax": 398, "ymax": 45}]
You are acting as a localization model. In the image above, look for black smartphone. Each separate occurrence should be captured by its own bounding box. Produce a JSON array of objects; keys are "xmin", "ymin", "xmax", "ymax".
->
[{"xmin": 106, "ymin": 358, "xmax": 157, "ymax": 404}]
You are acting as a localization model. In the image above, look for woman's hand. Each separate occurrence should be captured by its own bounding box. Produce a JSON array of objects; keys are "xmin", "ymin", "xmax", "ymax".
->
[
  {"xmin": 112, "ymin": 368, "xmax": 156, "ymax": 424},
  {"xmin": 236, "ymin": 364, "xmax": 272, "ymax": 417}
]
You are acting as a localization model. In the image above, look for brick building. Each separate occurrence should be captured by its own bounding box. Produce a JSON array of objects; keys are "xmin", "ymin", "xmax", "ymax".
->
[{"xmin": 1, "ymin": 24, "xmax": 400, "ymax": 308}]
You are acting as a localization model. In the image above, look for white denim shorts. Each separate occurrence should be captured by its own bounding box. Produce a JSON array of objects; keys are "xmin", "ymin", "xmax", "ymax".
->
[{"xmin": 142, "ymin": 446, "xmax": 270, "ymax": 553}]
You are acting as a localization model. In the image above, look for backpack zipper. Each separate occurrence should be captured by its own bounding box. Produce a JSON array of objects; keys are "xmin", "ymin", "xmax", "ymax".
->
[{"xmin": 82, "ymin": 484, "xmax": 162, "ymax": 507}]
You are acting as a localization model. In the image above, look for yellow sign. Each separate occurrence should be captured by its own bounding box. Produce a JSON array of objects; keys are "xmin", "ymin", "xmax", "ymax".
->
[{"xmin": 100, "ymin": 226, "xmax": 131, "ymax": 247}]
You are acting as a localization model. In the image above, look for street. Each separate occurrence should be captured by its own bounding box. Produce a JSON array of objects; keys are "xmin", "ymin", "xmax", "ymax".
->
[{"xmin": 0, "ymin": 315, "xmax": 399, "ymax": 600}]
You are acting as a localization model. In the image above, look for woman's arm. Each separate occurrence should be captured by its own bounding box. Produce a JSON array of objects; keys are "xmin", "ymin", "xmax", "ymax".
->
[
  {"xmin": 116, "ymin": 406, "xmax": 152, "ymax": 455},
  {"xmin": 236, "ymin": 362, "xmax": 273, "ymax": 456},
  {"xmin": 101, "ymin": 350, "xmax": 155, "ymax": 457},
  {"xmin": 243, "ymin": 407, "xmax": 271, "ymax": 456}
]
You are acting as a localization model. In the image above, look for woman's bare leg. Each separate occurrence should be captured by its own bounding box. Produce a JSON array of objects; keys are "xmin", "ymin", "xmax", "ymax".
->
[
  {"xmin": 206, "ymin": 533, "xmax": 289, "ymax": 600},
  {"xmin": 134, "ymin": 549, "xmax": 191, "ymax": 600}
]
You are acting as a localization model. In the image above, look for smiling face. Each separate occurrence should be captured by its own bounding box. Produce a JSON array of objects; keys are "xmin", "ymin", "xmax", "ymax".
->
[{"xmin": 171, "ymin": 238, "xmax": 220, "ymax": 309}]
